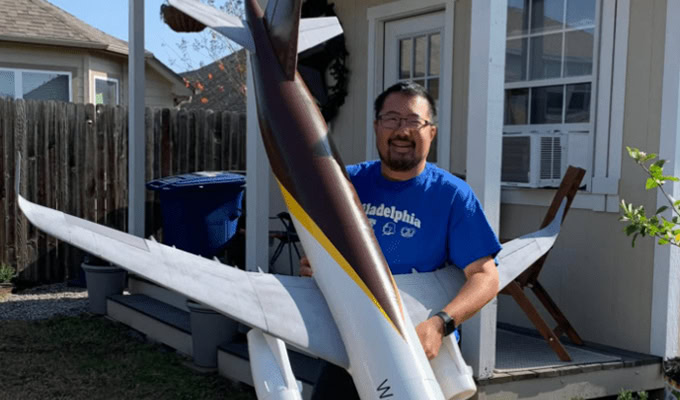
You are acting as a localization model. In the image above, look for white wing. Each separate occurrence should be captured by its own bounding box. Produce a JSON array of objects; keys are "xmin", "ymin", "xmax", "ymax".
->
[
  {"xmin": 17, "ymin": 194, "xmax": 347, "ymax": 367},
  {"xmin": 17, "ymin": 193, "xmax": 464, "ymax": 368},
  {"xmin": 167, "ymin": 0, "xmax": 343, "ymax": 54},
  {"xmin": 17, "ymin": 194, "xmax": 563, "ymax": 369},
  {"xmin": 168, "ymin": 0, "xmax": 256, "ymax": 52},
  {"xmin": 298, "ymin": 17, "xmax": 343, "ymax": 53},
  {"xmin": 496, "ymin": 199, "xmax": 567, "ymax": 289}
]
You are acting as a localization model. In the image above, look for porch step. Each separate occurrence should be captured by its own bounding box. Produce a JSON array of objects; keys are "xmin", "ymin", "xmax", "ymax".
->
[
  {"xmin": 107, "ymin": 292, "xmax": 321, "ymax": 399},
  {"xmin": 108, "ymin": 294, "xmax": 192, "ymax": 356}
]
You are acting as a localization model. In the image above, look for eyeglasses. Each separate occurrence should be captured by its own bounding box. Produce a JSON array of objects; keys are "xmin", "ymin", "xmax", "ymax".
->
[{"xmin": 377, "ymin": 114, "xmax": 434, "ymax": 130}]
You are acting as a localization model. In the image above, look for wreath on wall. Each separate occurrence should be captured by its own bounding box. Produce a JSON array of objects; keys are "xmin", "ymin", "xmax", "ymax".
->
[{"xmin": 299, "ymin": 0, "xmax": 349, "ymax": 123}]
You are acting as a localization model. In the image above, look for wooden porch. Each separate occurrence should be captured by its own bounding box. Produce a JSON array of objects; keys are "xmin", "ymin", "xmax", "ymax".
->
[{"xmin": 105, "ymin": 275, "xmax": 663, "ymax": 400}]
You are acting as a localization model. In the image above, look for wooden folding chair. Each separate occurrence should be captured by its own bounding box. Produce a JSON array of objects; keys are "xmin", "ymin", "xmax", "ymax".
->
[{"xmin": 500, "ymin": 166, "xmax": 586, "ymax": 361}]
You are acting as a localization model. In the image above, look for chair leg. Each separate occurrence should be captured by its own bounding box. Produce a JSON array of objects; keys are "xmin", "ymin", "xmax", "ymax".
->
[
  {"xmin": 292, "ymin": 242, "xmax": 301, "ymax": 259},
  {"xmin": 505, "ymin": 282, "xmax": 572, "ymax": 362},
  {"xmin": 288, "ymin": 240, "xmax": 294, "ymax": 276},
  {"xmin": 531, "ymin": 281, "xmax": 584, "ymax": 345},
  {"xmin": 270, "ymin": 242, "xmax": 285, "ymax": 269}
]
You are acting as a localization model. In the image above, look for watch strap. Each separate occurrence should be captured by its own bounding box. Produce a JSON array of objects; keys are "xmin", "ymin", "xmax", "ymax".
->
[{"xmin": 434, "ymin": 311, "xmax": 456, "ymax": 337}]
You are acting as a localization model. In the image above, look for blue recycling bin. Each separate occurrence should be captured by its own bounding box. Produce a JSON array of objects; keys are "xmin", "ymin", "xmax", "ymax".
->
[{"xmin": 147, "ymin": 171, "xmax": 246, "ymax": 258}]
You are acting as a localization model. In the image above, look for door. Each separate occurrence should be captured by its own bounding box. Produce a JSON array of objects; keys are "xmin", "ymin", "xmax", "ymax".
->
[{"xmin": 383, "ymin": 12, "xmax": 446, "ymax": 165}]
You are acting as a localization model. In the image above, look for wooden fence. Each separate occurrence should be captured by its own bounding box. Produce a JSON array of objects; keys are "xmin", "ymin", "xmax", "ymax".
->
[{"xmin": 0, "ymin": 98, "xmax": 247, "ymax": 283}]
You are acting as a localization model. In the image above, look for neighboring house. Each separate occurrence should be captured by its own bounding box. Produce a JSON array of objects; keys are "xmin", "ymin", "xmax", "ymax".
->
[
  {"xmin": 179, "ymin": 49, "xmax": 247, "ymax": 112},
  {"xmin": 245, "ymin": 0, "xmax": 679, "ymax": 396},
  {"xmin": 0, "ymin": 0, "xmax": 191, "ymax": 107}
]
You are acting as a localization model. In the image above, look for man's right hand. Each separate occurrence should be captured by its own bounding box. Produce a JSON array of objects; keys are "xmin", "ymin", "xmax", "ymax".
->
[{"xmin": 299, "ymin": 256, "xmax": 314, "ymax": 277}]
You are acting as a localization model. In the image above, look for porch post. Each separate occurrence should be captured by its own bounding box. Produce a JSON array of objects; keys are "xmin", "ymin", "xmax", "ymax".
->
[
  {"xmin": 464, "ymin": 0, "xmax": 506, "ymax": 378},
  {"xmin": 245, "ymin": 57, "xmax": 270, "ymax": 272},
  {"xmin": 651, "ymin": 0, "xmax": 680, "ymax": 359},
  {"xmin": 128, "ymin": 0, "xmax": 145, "ymax": 237}
]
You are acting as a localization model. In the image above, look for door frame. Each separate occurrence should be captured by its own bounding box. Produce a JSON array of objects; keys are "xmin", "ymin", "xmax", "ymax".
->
[{"xmin": 366, "ymin": 0, "xmax": 455, "ymax": 170}]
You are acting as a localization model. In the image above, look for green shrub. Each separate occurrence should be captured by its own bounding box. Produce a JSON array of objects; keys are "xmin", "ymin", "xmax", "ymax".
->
[
  {"xmin": 617, "ymin": 389, "xmax": 648, "ymax": 400},
  {"xmin": 620, "ymin": 146, "xmax": 680, "ymax": 247},
  {"xmin": 0, "ymin": 263, "xmax": 16, "ymax": 283}
]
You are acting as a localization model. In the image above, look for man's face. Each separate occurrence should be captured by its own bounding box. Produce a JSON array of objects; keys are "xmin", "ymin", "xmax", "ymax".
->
[{"xmin": 374, "ymin": 93, "xmax": 437, "ymax": 176}]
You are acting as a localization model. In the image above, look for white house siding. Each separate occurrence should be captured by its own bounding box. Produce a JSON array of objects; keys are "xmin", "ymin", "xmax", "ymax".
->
[
  {"xmin": 497, "ymin": 0, "xmax": 668, "ymax": 355},
  {"xmin": 143, "ymin": 68, "xmax": 178, "ymax": 109}
]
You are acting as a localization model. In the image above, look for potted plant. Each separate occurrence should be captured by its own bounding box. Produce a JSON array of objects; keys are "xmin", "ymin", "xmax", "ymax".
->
[
  {"xmin": 620, "ymin": 147, "xmax": 680, "ymax": 399},
  {"xmin": 81, "ymin": 254, "xmax": 126, "ymax": 315},
  {"xmin": 186, "ymin": 299, "xmax": 239, "ymax": 368},
  {"xmin": 0, "ymin": 263, "xmax": 16, "ymax": 298}
]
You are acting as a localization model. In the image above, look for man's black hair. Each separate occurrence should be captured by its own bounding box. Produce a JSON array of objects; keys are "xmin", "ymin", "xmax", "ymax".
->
[{"xmin": 373, "ymin": 81, "xmax": 437, "ymax": 120}]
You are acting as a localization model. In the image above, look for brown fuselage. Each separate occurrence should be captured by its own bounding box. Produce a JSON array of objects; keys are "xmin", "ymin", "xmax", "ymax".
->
[{"xmin": 245, "ymin": 0, "xmax": 406, "ymax": 338}]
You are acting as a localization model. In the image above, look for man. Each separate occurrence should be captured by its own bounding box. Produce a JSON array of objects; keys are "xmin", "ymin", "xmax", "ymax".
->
[{"xmin": 301, "ymin": 82, "xmax": 501, "ymax": 399}]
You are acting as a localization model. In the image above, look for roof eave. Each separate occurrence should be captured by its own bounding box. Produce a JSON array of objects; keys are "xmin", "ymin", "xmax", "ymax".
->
[
  {"xmin": 147, "ymin": 56, "xmax": 193, "ymax": 97},
  {"xmin": 0, "ymin": 34, "xmax": 108, "ymax": 50}
]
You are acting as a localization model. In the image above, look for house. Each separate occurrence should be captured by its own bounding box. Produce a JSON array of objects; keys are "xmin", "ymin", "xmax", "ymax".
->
[
  {"xmin": 0, "ymin": 0, "xmax": 191, "ymax": 107},
  {"xmin": 242, "ymin": 0, "xmax": 678, "ymax": 397},
  {"xmin": 76, "ymin": 0, "xmax": 676, "ymax": 398},
  {"xmin": 179, "ymin": 49, "xmax": 247, "ymax": 112}
]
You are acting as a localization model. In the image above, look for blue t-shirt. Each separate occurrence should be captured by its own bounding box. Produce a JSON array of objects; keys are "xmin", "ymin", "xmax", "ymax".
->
[{"xmin": 347, "ymin": 161, "xmax": 501, "ymax": 275}]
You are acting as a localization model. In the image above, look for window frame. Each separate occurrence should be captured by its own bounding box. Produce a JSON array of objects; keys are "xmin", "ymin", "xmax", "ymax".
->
[
  {"xmin": 0, "ymin": 67, "xmax": 73, "ymax": 102},
  {"xmin": 501, "ymin": 0, "xmax": 630, "ymax": 213},
  {"xmin": 93, "ymin": 76, "xmax": 120, "ymax": 105}
]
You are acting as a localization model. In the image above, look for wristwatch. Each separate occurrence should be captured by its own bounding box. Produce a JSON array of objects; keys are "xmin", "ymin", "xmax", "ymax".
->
[{"xmin": 435, "ymin": 311, "xmax": 456, "ymax": 337}]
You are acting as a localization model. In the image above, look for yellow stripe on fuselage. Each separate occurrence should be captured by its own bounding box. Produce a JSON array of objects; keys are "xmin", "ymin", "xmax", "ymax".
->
[{"xmin": 276, "ymin": 179, "xmax": 401, "ymax": 336}]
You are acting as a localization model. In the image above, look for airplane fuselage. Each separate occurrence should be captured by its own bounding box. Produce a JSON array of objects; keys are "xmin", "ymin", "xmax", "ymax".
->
[{"xmin": 244, "ymin": 1, "xmax": 445, "ymax": 399}]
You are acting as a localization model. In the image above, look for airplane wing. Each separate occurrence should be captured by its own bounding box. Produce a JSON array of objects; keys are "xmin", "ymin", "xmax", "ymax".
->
[
  {"xmin": 496, "ymin": 199, "xmax": 566, "ymax": 289},
  {"xmin": 168, "ymin": 0, "xmax": 256, "ymax": 52},
  {"xmin": 167, "ymin": 0, "xmax": 343, "ymax": 55},
  {"xmin": 17, "ymin": 193, "xmax": 463, "ymax": 369},
  {"xmin": 17, "ymin": 195, "xmax": 565, "ymax": 369},
  {"xmin": 17, "ymin": 194, "xmax": 348, "ymax": 367},
  {"xmin": 297, "ymin": 17, "xmax": 344, "ymax": 53}
]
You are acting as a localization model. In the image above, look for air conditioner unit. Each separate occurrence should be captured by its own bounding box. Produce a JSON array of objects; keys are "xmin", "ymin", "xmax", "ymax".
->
[{"xmin": 501, "ymin": 133, "xmax": 567, "ymax": 188}]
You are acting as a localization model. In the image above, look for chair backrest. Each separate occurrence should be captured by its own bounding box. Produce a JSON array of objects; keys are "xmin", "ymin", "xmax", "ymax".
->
[
  {"xmin": 515, "ymin": 166, "xmax": 585, "ymax": 287},
  {"xmin": 273, "ymin": 212, "xmax": 300, "ymax": 242}
]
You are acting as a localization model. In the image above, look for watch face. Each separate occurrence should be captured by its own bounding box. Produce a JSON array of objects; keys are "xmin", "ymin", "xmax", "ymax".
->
[
  {"xmin": 445, "ymin": 320, "xmax": 455, "ymax": 336},
  {"xmin": 436, "ymin": 311, "xmax": 455, "ymax": 336}
]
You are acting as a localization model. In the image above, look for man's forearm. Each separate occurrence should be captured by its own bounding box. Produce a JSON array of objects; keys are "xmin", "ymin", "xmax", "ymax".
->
[{"xmin": 442, "ymin": 256, "xmax": 499, "ymax": 327}]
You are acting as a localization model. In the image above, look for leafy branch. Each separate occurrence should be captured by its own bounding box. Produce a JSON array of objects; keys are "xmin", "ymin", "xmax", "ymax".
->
[{"xmin": 620, "ymin": 146, "xmax": 680, "ymax": 247}]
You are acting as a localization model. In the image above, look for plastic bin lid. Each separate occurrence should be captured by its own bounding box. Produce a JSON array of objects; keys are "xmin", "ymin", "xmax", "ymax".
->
[{"xmin": 146, "ymin": 171, "xmax": 245, "ymax": 191}]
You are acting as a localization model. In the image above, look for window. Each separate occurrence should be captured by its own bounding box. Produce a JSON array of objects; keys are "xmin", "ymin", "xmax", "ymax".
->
[
  {"xmin": 394, "ymin": 31, "xmax": 442, "ymax": 162},
  {"xmin": 0, "ymin": 68, "xmax": 71, "ymax": 101},
  {"xmin": 502, "ymin": 0, "xmax": 597, "ymax": 188},
  {"xmin": 94, "ymin": 77, "xmax": 119, "ymax": 105}
]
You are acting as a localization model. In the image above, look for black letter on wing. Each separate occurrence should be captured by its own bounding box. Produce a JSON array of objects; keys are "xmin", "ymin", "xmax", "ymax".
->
[{"xmin": 377, "ymin": 379, "xmax": 394, "ymax": 398}]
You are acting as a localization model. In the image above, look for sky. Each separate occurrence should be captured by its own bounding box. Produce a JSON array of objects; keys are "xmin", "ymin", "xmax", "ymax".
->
[{"xmin": 45, "ymin": 0, "xmax": 232, "ymax": 74}]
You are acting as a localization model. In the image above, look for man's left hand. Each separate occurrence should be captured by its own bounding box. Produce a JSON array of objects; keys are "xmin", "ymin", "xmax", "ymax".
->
[{"xmin": 416, "ymin": 316, "xmax": 445, "ymax": 360}]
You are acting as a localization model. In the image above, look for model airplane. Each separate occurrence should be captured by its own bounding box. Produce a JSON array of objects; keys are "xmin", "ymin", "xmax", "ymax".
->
[{"xmin": 17, "ymin": 0, "xmax": 568, "ymax": 399}]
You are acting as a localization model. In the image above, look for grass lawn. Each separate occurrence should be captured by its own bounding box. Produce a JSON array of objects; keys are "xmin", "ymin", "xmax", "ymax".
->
[{"xmin": 0, "ymin": 315, "xmax": 257, "ymax": 399}]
